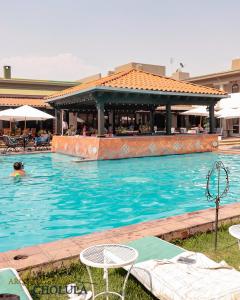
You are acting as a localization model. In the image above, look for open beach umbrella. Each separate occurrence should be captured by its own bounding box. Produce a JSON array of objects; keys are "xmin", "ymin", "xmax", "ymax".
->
[
  {"xmin": 77, "ymin": 117, "xmax": 85, "ymax": 123},
  {"xmin": 12, "ymin": 105, "xmax": 55, "ymax": 121},
  {"xmin": 0, "ymin": 108, "xmax": 18, "ymax": 131},
  {"xmin": 181, "ymin": 106, "xmax": 221, "ymax": 117},
  {"xmin": 12, "ymin": 105, "xmax": 55, "ymax": 129},
  {"xmin": 217, "ymin": 107, "xmax": 240, "ymax": 119},
  {"xmin": 180, "ymin": 106, "xmax": 209, "ymax": 117},
  {"xmin": 0, "ymin": 108, "xmax": 16, "ymax": 121},
  {"xmin": 216, "ymin": 92, "xmax": 240, "ymax": 110},
  {"xmin": 180, "ymin": 106, "xmax": 221, "ymax": 126}
]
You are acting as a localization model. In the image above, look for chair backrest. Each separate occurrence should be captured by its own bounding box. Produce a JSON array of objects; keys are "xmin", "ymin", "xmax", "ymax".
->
[
  {"xmin": 15, "ymin": 128, "xmax": 21, "ymax": 136},
  {"xmin": 23, "ymin": 128, "xmax": 30, "ymax": 135},
  {"xmin": 31, "ymin": 128, "xmax": 36, "ymax": 136},
  {"xmin": 3, "ymin": 135, "xmax": 11, "ymax": 146},
  {"xmin": 3, "ymin": 128, "xmax": 11, "ymax": 135},
  {"xmin": 3, "ymin": 135, "xmax": 19, "ymax": 147}
]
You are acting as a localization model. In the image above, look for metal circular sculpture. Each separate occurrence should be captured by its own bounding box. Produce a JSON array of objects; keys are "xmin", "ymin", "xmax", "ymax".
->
[{"xmin": 206, "ymin": 161, "xmax": 229, "ymax": 250}]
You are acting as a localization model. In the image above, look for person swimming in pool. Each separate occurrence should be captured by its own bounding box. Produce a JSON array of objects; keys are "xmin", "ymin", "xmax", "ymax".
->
[{"xmin": 11, "ymin": 162, "xmax": 26, "ymax": 177}]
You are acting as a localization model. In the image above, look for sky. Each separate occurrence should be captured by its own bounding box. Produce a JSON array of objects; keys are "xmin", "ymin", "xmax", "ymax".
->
[{"xmin": 0, "ymin": 0, "xmax": 240, "ymax": 81}]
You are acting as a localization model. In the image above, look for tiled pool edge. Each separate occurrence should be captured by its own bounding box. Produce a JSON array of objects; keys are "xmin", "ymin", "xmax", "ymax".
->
[{"xmin": 1, "ymin": 202, "xmax": 240, "ymax": 273}]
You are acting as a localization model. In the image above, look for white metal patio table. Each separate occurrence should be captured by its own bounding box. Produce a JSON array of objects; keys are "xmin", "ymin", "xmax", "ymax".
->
[
  {"xmin": 229, "ymin": 224, "xmax": 240, "ymax": 249},
  {"xmin": 80, "ymin": 244, "xmax": 138, "ymax": 299}
]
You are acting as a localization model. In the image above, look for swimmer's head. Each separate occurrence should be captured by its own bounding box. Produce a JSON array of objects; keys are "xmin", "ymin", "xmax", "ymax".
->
[{"xmin": 13, "ymin": 162, "xmax": 24, "ymax": 170}]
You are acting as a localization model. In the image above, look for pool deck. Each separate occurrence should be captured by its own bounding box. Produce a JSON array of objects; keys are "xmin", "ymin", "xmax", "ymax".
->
[{"xmin": 0, "ymin": 202, "xmax": 240, "ymax": 272}]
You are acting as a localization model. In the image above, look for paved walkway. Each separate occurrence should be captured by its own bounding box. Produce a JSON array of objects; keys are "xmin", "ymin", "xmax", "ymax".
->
[{"xmin": 0, "ymin": 202, "xmax": 239, "ymax": 272}]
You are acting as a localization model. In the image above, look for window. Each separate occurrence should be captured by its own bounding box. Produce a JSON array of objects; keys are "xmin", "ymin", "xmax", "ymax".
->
[{"xmin": 232, "ymin": 83, "xmax": 239, "ymax": 93}]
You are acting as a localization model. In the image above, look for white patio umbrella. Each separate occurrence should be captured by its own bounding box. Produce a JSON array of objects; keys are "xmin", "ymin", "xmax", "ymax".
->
[
  {"xmin": 180, "ymin": 106, "xmax": 221, "ymax": 127},
  {"xmin": 180, "ymin": 106, "xmax": 209, "ymax": 117},
  {"xmin": 12, "ymin": 105, "xmax": 55, "ymax": 129},
  {"xmin": 12, "ymin": 105, "xmax": 55, "ymax": 121},
  {"xmin": 217, "ymin": 107, "xmax": 240, "ymax": 119},
  {"xmin": 77, "ymin": 117, "xmax": 85, "ymax": 123},
  {"xmin": 0, "ymin": 108, "xmax": 18, "ymax": 131},
  {"xmin": 181, "ymin": 106, "xmax": 221, "ymax": 117},
  {"xmin": 0, "ymin": 108, "xmax": 16, "ymax": 121},
  {"xmin": 216, "ymin": 93, "xmax": 240, "ymax": 110}
]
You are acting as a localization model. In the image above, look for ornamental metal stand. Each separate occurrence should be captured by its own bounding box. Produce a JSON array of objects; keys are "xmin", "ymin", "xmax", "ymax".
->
[{"xmin": 206, "ymin": 161, "xmax": 229, "ymax": 250}]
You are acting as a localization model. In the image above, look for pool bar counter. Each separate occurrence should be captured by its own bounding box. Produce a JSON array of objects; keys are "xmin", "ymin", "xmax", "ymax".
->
[{"xmin": 52, "ymin": 134, "xmax": 218, "ymax": 160}]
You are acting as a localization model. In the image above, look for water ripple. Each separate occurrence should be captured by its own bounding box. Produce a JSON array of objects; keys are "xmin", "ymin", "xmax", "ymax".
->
[{"xmin": 0, "ymin": 152, "xmax": 239, "ymax": 252}]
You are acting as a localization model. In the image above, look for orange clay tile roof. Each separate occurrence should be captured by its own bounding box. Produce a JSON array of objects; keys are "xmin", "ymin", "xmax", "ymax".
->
[
  {"xmin": 0, "ymin": 97, "xmax": 52, "ymax": 108},
  {"xmin": 46, "ymin": 68, "xmax": 226, "ymax": 101}
]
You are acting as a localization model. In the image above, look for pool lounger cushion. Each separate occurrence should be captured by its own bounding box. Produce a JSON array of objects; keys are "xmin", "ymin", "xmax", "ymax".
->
[
  {"xmin": 0, "ymin": 268, "xmax": 32, "ymax": 300},
  {"xmin": 127, "ymin": 236, "xmax": 185, "ymax": 263},
  {"xmin": 127, "ymin": 236, "xmax": 240, "ymax": 300}
]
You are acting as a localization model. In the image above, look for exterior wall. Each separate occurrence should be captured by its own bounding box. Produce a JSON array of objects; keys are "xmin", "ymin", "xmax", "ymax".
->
[
  {"xmin": 232, "ymin": 59, "xmax": 240, "ymax": 70},
  {"xmin": 52, "ymin": 134, "xmax": 218, "ymax": 160},
  {"xmin": 171, "ymin": 71, "xmax": 190, "ymax": 80},
  {"xmin": 187, "ymin": 67, "xmax": 240, "ymax": 136},
  {"xmin": 114, "ymin": 62, "xmax": 166, "ymax": 76},
  {"xmin": 77, "ymin": 73, "xmax": 101, "ymax": 83},
  {"xmin": 188, "ymin": 74, "xmax": 240, "ymax": 94}
]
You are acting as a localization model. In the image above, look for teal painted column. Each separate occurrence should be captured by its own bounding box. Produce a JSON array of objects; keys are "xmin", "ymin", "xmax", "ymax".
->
[
  {"xmin": 209, "ymin": 104, "xmax": 216, "ymax": 134},
  {"xmin": 97, "ymin": 102, "xmax": 105, "ymax": 137},
  {"xmin": 166, "ymin": 104, "xmax": 172, "ymax": 135}
]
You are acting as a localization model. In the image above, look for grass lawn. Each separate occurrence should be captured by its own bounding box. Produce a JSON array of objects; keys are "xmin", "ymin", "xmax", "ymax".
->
[
  {"xmin": 175, "ymin": 224, "xmax": 240, "ymax": 270},
  {"xmin": 23, "ymin": 224, "xmax": 240, "ymax": 300}
]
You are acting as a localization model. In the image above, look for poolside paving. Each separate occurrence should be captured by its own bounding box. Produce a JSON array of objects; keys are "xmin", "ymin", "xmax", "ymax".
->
[
  {"xmin": 1, "ymin": 202, "xmax": 240, "ymax": 272},
  {"xmin": 0, "ymin": 149, "xmax": 51, "ymax": 156}
]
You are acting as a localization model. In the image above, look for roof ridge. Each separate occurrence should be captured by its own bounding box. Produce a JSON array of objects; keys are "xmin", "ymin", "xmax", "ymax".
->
[
  {"xmin": 97, "ymin": 68, "xmax": 135, "ymax": 86},
  {"xmin": 134, "ymin": 68, "xmax": 226, "ymax": 94}
]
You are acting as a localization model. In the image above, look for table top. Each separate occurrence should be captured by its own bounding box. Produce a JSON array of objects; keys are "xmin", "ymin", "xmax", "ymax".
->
[
  {"xmin": 229, "ymin": 224, "xmax": 240, "ymax": 240},
  {"xmin": 80, "ymin": 244, "xmax": 138, "ymax": 268}
]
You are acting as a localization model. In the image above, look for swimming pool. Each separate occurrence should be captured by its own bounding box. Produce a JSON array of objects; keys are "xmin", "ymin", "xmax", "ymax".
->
[{"xmin": 0, "ymin": 152, "xmax": 239, "ymax": 252}]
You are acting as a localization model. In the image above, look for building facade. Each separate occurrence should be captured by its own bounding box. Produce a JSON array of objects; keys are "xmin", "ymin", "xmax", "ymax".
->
[
  {"xmin": 0, "ymin": 66, "xmax": 78, "ymax": 134},
  {"xmin": 186, "ymin": 58, "xmax": 240, "ymax": 136}
]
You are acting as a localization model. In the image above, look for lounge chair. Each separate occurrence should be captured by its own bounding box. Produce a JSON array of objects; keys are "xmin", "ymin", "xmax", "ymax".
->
[
  {"xmin": 126, "ymin": 236, "xmax": 240, "ymax": 300},
  {"xmin": 34, "ymin": 135, "xmax": 50, "ymax": 150},
  {"xmin": 3, "ymin": 128, "xmax": 11, "ymax": 136},
  {"xmin": 0, "ymin": 268, "xmax": 32, "ymax": 299},
  {"xmin": 2, "ymin": 135, "xmax": 21, "ymax": 152}
]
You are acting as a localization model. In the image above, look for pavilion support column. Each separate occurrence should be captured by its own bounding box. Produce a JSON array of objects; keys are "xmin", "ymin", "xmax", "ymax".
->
[
  {"xmin": 166, "ymin": 103, "xmax": 172, "ymax": 135},
  {"xmin": 109, "ymin": 110, "xmax": 113, "ymax": 126},
  {"xmin": 97, "ymin": 102, "xmax": 105, "ymax": 137},
  {"xmin": 112, "ymin": 109, "xmax": 116, "ymax": 134},
  {"xmin": 54, "ymin": 109, "xmax": 62, "ymax": 135},
  {"xmin": 60, "ymin": 109, "xmax": 64, "ymax": 135},
  {"xmin": 209, "ymin": 103, "xmax": 216, "ymax": 134},
  {"xmin": 149, "ymin": 108, "xmax": 154, "ymax": 133}
]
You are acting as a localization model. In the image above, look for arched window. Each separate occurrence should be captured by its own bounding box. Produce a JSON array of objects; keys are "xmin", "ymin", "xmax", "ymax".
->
[{"xmin": 232, "ymin": 83, "xmax": 239, "ymax": 93}]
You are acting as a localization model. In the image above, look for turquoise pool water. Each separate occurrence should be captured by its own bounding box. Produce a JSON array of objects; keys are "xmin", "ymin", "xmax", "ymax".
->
[{"xmin": 0, "ymin": 152, "xmax": 239, "ymax": 252}]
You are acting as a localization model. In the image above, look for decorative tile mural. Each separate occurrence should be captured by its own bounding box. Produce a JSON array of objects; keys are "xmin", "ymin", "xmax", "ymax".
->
[{"xmin": 52, "ymin": 134, "xmax": 218, "ymax": 161}]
